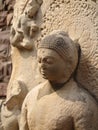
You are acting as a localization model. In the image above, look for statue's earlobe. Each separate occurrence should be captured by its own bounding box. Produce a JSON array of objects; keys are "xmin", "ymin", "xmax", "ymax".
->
[
  {"xmin": 74, "ymin": 39, "xmax": 79, "ymax": 50},
  {"xmin": 73, "ymin": 39, "xmax": 81, "ymax": 58}
]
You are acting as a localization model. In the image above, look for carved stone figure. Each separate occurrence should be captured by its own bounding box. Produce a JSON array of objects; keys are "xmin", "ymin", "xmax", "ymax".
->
[
  {"xmin": 20, "ymin": 31, "xmax": 98, "ymax": 130},
  {"xmin": 1, "ymin": 80, "xmax": 28, "ymax": 130},
  {"xmin": 10, "ymin": 0, "xmax": 42, "ymax": 49},
  {"xmin": 1, "ymin": 0, "xmax": 97, "ymax": 130},
  {"xmin": 0, "ymin": 1, "xmax": 44, "ymax": 129}
]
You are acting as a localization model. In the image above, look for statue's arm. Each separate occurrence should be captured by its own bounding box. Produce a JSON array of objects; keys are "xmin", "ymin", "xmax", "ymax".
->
[
  {"xmin": 73, "ymin": 104, "xmax": 95, "ymax": 130},
  {"xmin": 19, "ymin": 99, "xmax": 29, "ymax": 130}
]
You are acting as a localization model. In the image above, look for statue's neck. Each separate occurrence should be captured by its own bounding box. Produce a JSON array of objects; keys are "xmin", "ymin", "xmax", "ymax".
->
[
  {"xmin": 37, "ymin": 78, "xmax": 75, "ymax": 100},
  {"xmin": 49, "ymin": 77, "xmax": 73, "ymax": 91}
]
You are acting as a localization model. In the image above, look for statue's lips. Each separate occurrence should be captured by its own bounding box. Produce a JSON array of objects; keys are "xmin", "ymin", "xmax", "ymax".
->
[
  {"xmin": 41, "ymin": 70, "xmax": 47, "ymax": 75},
  {"xmin": 40, "ymin": 70, "xmax": 48, "ymax": 79},
  {"xmin": 40, "ymin": 69, "xmax": 48, "ymax": 76}
]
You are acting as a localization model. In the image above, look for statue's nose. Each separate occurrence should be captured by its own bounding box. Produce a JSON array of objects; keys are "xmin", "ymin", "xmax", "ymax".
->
[{"xmin": 40, "ymin": 62, "xmax": 47, "ymax": 69}]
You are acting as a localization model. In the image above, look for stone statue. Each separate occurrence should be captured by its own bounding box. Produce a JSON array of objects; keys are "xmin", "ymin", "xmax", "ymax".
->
[
  {"xmin": 10, "ymin": 0, "xmax": 42, "ymax": 49},
  {"xmin": 1, "ymin": 0, "xmax": 98, "ymax": 130},
  {"xmin": 20, "ymin": 31, "xmax": 98, "ymax": 130}
]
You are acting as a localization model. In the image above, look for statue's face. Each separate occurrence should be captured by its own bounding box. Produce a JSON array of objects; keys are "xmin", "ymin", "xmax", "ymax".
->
[
  {"xmin": 26, "ymin": 0, "xmax": 39, "ymax": 18},
  {"xmin": 37, "ymin": 48, "xmax": 66, "ymax": 82},
  {"xmin": 26, "ymin": 8, "xmax": 36, "ymax": 17}
]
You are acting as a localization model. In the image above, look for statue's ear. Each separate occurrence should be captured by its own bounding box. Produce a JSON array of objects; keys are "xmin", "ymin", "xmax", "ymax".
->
[
  {"xmin": 73, "ymin": 39, "xmax": 81, "ymax": 77},
  {"xmin": 74, "ymin": 39, "xmax": 81, "ymax": 53}
]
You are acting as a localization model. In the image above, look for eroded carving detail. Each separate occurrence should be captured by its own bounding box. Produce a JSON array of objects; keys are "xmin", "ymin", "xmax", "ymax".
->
[
  {"xmin": 1, "ymin": 80, "xmax": 28, "ymax": 130},
  {"xmin": 10, "ymin": 0, "xmax": 42, "ymax": 49}
]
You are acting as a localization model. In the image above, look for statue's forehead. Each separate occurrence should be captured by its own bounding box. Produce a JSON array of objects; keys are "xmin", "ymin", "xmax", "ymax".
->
[{"xmin": 37, "ymin": 48, "xmax": 60, "ymax": 58}]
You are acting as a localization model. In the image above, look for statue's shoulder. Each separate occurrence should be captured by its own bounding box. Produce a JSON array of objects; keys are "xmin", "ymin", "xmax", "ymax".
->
[
  {"xmin": 73, "ymin": 84, "xmax": 98, "ymax": 110},
  {"xmin": 25, "ymin": 81, "xmax": 48, "ymax": 101},
  {"xmin": 64, "ymin": 79, "xmax": 97, "ymax": 106}
]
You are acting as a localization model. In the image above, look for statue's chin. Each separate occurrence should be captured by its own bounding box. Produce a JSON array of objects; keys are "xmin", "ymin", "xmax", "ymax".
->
[
  {"xmin": 41, "ymin": 73, "xmax": 53, "ymax": 81},
  {"xmin": 41, "ymin": 74, "xmax": 48, "ymax": 79}
]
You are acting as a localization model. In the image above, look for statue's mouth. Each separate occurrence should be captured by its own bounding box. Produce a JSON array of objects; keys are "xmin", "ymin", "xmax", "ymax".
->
[
  {"xmin": 40, "ymin": 68, "xmax": 49, "ymax": 79},
  {"xmin": 41, "ymin": 69, "xmax": 47, "ymax": 75}
]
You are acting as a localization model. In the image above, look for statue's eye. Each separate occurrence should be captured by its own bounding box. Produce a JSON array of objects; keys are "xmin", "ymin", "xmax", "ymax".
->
[
  {"xmin": 46, "ymin": 58, "xmax": 54, "ymax": 64},
  {"xmin": 37, "ymin": 57, "xmax": 54, "ymax": 64},
  {"xmin": 38, "ymin": 58, "xmax": 41, "ymax": 63}
]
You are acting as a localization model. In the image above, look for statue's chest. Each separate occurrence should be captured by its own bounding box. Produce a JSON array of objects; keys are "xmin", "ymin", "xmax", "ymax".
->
[{"xmin": 27, "ymin": 94, "xmax": 74, "ymax": 130}]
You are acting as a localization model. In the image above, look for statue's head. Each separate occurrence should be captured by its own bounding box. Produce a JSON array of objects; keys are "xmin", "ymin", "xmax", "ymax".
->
[
  {"xmin": 37, "ymin": 30, "xmax": 79, "ymax": 83},
  {"xmin": 25, "ymin": 0, "xmax": 42, "ymax": 18}
]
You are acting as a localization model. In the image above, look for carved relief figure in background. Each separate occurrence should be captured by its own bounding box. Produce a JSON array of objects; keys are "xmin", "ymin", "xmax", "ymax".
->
[
  {"xmin": 20, "ymin": 31, "xmax": 98, "ymax": 130},
  {"xmin": 0, "ymin": 1, "xmax": 43, "ymax": 130},
  {"xmin": 10, "ymin": 0, "xmax": 43, "ymax": 49},
  {"xmin": 1, "ymin": 80, "xmax": 28, "ymax": 130}
]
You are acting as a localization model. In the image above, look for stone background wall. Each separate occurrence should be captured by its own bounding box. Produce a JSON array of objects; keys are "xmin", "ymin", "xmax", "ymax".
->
[{"xmin": 0, "ymin": 0, "xmax": 15, "ymax": 97}]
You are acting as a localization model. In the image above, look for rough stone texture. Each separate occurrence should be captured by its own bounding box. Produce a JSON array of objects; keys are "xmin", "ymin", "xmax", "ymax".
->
[
  {"xmin": 0, "ymin": 30, "xmax": 12, "ymax": 97},
  {"xmin": 0, "ymin": 0, "xmax": 15, "ymax": 97},
  {"xmin": 0, "ymin": 83, "xmax": 7, "ymax": 96},
  {"xmin": 0, "ymin": 0, "xmax": 15, "ymax": 30}
]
